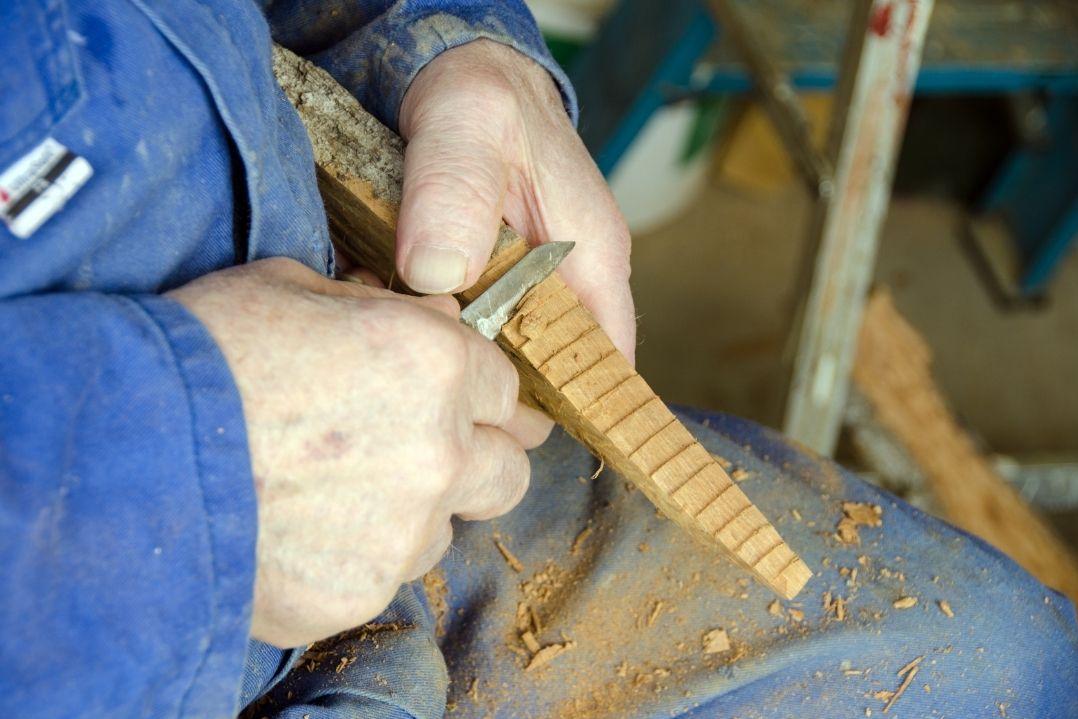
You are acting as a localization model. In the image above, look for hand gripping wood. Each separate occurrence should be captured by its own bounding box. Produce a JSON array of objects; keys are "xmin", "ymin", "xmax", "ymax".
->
[{"xmin": 273, "ymin": 46, "xmax": 811, "ymax": 599}]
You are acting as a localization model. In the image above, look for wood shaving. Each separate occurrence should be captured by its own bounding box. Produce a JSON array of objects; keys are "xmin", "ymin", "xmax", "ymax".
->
[
  {"xmin": 836, "ymin": 502, "xmax": 884, "ymax": 545},
  {"xmin": 646, "ymin": 600, "xmax": 664, "ymax": 627},
  {"xmin": 589, "ymin": 459, "xmax": 605, "ymax": 480},
  {"xmin": 570, "ymin": 526, "xmax": 593, "ymax": 555},
  {"xmin": 882, "ymin": 665, "xmax": 918, "ymax": 713},
  {"xmin": 893, "ymin": 596, "xmax": 918, "ymax": 609},
  {"xmin": 898, "ymin": 656, "xmax": 923, "ymax": 676},
  {"xmin": 494, "ymin": 537, "xmax": 524, "ymax": 573},
  {"xmin": 525, "ymin": 641, "xmax": 575, "ymax": 671},
  {"xmin": 521, "ymin": 630, "xmax": 541, "ymax": 654},
  {"xmin": 768, "ymin": 600, "xmax": 784, "ymax": 617},
  {"xmin": 468, "ymin": 677, "xmax": 480, "ymax": 702},
  {"xmin": 788, "ymin": 608, "xmax": 805, "ymax": 622},
  {"xmin": 702, "ymin": 628, "xmax": 730, "ymax": 654},
  {"xmin": 515, "ymin": 602, "xmax": 532, "ymax": 632},
  {"xmin": 518, "ymin": 310, "xmax": 548, "ymax": 340},
  {"xmin": 834, "ymin": 596, "xmax": 847, "ymax": 621},
  {"xmin": 731, "ymin": 468, "xmax": 750, "ymax": 481},
  {"xmin": 843, "ymin": 502, "xmax": 883, "ymax": 526},
  {"xmin": 938, "ymin": 600, "xmax": 954, "ymax": 618}
]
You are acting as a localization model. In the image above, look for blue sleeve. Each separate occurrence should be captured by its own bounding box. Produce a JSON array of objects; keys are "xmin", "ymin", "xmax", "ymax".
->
[
  {"xmin": 262, "ymin": 0, "xmax": 578, "ymax": 131},
  {"xmin": 0, "ymin": 293, "xmax": 257, "ymax": 718}
]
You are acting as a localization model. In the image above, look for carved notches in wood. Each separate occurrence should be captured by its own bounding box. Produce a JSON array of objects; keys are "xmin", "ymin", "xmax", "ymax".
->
[{"xmin": 501, "ymin": 276, "xmax": 812, "ymax": 600}]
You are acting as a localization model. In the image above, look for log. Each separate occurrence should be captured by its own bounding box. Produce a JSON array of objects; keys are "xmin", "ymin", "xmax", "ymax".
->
[
  {"xmin": 853, "ymin": 290, "xmax": 1078, "ymax": 604},
  {"xmin": 272, "ymin": 46, "xmax": 811, "ymax": 599}
]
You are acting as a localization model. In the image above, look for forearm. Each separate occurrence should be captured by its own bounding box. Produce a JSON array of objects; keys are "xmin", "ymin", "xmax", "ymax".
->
[{"xmin": 0, "ymin": 293, "xmax": 256, "ymax": 718}]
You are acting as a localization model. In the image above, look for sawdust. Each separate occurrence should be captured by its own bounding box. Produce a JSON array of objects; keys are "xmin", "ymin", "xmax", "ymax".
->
[
  {"xmin": 731, "ymin": 468, "xmax": 751, "ymax": 482},
  {"xmin": 937, "ymin": 599, "xmax": 954, "ymax": 617},
  {"xmin": 892, "ymin": 596, "xmax": 918, "ymax": 609},
  {"xmin": 298, "ymin": 622, "xmax": 407, "ymax": 674},
  {"xmin": 422, "ymin": 568, "xmax": 449, "ymax": 638},
  {"xmin": 836, "ymin": 502, "xmax": 884, "ymax": 545}
]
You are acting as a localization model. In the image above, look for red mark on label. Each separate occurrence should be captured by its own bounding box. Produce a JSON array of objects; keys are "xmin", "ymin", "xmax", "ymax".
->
[
  {"xmin": 870, "ymin": 2, "xmax": 893, "ymax": 36},
  {"xmin": 0, "ymin": 188, "xmax": 8, "ymax": 203}
]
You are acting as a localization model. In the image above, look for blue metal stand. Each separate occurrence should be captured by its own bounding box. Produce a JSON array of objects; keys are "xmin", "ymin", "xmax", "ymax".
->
[
  {"xmin": 976, "ymin": 95, "xmax": 1078, "ymax": 297},
  {"xmin": 567, "ymin": 0, "xmax": 1078, "ymax": 297},
  {"xmin": 566, "ymin": 0, "xmax": 716, "ymax": 176}
]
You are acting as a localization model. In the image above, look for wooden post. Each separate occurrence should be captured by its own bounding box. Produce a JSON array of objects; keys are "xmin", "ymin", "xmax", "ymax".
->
[
  {"xmin": 783, "ymin": 0, "xmax": 934, "ymax": 455},
  {"xmin": 273, "ymin": 46, "xmax": 811, "ymax": 599}
]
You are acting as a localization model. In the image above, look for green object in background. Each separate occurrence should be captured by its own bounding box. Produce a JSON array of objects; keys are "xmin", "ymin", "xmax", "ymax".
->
[
  {"xmin": 545, "ymin": 35, "xmax": 585, "ymax": 69},
  {"xmin": 680, "ymin": 95, "xmax": 729, "ymax": 166},
  {"xmin": 543, "ymin": 31, "xmax": 727, "ymax": 170}
]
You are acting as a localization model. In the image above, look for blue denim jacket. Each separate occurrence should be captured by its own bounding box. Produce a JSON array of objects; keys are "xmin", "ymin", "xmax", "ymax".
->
[{"xmin": 0, "ymin": 2, "xmax": 571, "ymax": 716}]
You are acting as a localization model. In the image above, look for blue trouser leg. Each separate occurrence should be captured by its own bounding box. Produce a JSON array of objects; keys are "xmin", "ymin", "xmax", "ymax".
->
[{"xmin": 249, "ymin": 410, "xmax": 1078, "ymax": 718}]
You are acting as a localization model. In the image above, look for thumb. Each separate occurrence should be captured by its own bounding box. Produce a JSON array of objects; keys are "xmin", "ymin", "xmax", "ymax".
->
[{"xmin": 396, "ymin": 113, "xmax": 510, "ymax": 295}]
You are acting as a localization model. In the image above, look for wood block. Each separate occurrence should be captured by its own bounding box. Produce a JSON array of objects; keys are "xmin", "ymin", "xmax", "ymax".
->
[
  {"xmin": 854, "ymin": 290, "xmax": 1078, "ymax": 605},
  {"xmin": 273, "ymin": 45, "xmax": 811, "ymax": 599}
]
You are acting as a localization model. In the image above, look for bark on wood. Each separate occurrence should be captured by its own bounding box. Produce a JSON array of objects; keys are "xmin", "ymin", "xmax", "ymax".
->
[
  {"xmin": 854, "ymin": 290, "xmax": 1078, "ymax": 604},
  {"xmin": 272, "ymin": 46, "xmax": 811, "ymax": 599}
]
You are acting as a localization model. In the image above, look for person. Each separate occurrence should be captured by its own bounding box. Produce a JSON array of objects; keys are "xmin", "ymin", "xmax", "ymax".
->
[{"xmin": 1, "ymin": 2, "xmax": 1075, "ymax": 717}]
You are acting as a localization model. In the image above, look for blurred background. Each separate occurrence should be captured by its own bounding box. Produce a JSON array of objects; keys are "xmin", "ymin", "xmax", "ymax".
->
[{"xmin": 525, "ymin": 0, "xmax": 1078, "ymax": 571}]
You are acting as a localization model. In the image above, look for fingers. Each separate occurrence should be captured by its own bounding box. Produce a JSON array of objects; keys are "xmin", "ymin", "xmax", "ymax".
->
[
  {"xmin": 451, "ymin": 425, "xmax": 530, "ymax": 521},
  {"xmin": 463, "ymin": 328, "xmax": 519, "ymax": 428},
  {"xmin": 405, "ymin": 521, "xmax": 454, "ymax": 581},
  {"xmin": 397, "ymin": 89, "xmax": 512, "ymax": 295},
  {"xmin": 504, "ymin": 136, "xmax": 638, "ymax": 366},
  {"xmin": 504, "ymin": 402, "xmax": 554, "ymax": 449},
  {"xmin": 337, "ymin": 267, "xmax": 385, "ymax": 288}
]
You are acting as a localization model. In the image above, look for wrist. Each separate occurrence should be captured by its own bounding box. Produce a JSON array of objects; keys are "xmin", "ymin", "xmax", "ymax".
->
[{"xmin": 399, "ymin": 39, "xmax": 565, "ymax": 141}]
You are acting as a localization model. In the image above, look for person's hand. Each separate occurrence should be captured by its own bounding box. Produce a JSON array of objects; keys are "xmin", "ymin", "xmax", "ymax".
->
[
  {"xmin": 168, "ymin": 258, "xmax": 539, "ymax": 648},
  {"xmin": 396, "ymin": 39, "xmax": 636, "ymax": 364}
]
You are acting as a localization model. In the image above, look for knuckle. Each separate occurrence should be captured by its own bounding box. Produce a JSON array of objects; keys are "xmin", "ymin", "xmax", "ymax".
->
[
  {"xmin": 419, "ymin": 439, "xmax": 465, "ymax": 497},
  {"xmin": 504, "ymin": 444, "xmax": 531, "ymax": 508}
]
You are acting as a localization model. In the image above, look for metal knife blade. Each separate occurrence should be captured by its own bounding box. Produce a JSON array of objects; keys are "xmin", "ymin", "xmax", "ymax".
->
[{"xmin": 460, "ymin": 241, "xmax": 574, "ymax": 340}]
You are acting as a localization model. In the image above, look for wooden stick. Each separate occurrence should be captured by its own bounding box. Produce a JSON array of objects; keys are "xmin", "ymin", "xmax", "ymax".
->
[
  {"xmin": 273, "ymin": 46, "xmax": 811, "ymax": 599},
  {"xmin": 854, "ymin": 289, "xmax": 1078, "ymax": 604}
]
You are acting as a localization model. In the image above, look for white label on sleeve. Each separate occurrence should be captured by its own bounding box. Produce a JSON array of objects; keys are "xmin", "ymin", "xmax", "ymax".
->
[{"xmin": 0, "ymin": 137, "xmax": 93, "ymax": 239}]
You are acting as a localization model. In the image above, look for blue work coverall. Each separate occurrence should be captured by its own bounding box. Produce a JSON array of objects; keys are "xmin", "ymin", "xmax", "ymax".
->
[{"xmin": 1, "ymin": 2, "xmax": 1076, "ymax": 717}]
